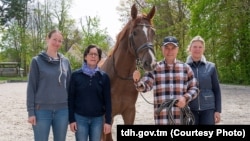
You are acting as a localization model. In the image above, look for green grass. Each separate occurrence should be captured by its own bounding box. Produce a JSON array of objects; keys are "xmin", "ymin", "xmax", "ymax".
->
[{"xmin": 0, "ymin": 76, "xmax": 27, "ymax": 82}]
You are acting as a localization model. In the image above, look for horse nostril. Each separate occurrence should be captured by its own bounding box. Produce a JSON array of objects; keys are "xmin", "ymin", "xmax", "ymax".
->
[
  {"xmin": 144, "ymin": 61, "xmax": 150, "ymax": 67},
  {"xmin": 144, "ymin": 61, "xmax": 157, "ymax": 71},
  {"xmin": 152, "ymin": 62, "xmax": 157, "ymax": 69}
]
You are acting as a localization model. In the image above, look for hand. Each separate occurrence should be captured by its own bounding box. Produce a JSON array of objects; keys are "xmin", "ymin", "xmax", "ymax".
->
[
  {"xmin": 28, "ymin": 116, "xmax": 36, "ymax": 125},
  {"xmin": 103, "ymin": 123, "xmax": 111, "ymax": 134},
  {"xmin": 175, "ymin": 96, "xmax": 187, "ymax": 108},
  {"xmin": 134, "ymin": 81, "xmax": 145, "ymax": 92},
  {"xmin": 70, "ymin": 122, "xmax": 77, "ymax": 132},
  {"xmin": 214, "ymin": 112, "xmax": 221, "ymax": 124},
  {"xmin": 133, "ymin": 70, "xmax": 141, "ymax": 82}
]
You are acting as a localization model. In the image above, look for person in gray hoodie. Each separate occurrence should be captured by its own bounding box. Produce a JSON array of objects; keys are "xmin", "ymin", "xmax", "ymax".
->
[
  {"xmin": 26, "ymin": 29, "xmax": 71, "ymax": 141},
  {"xmin": 186, "ymin": 35, "xmax": 221, "ymax": 125}
]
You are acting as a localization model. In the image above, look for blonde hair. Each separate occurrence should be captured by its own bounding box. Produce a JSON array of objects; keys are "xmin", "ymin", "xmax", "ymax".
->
[{"xmin": 187, "ymin": 35, "xmax": 205, "ymax": 53}]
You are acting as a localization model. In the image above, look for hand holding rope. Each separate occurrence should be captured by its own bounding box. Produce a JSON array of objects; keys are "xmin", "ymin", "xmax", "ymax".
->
[{"xmin": 155, "ymin": 98, "xmax": 195, "ymax": 125}]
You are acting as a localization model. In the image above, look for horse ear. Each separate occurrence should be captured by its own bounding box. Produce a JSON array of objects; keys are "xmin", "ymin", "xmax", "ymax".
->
[
  {"xmin": 131, "ymin": 4, "xmax": 138, "ymax": 19},
  {"xmin": 147, "ymin": 5, "xmax": 156, "ymax": 20}
]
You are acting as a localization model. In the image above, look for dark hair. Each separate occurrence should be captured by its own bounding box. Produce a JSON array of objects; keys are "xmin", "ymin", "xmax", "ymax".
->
[
  {"xmin": 83, "ymin": 44, "xmax": 102, "ymax": 63},
  {"xmin": 47, "ymin": 29, "xmax": 62, "ymax": 39}
]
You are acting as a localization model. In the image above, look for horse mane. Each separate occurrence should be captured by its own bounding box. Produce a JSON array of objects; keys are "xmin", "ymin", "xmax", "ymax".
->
[{"xmin": 107, "ymin": 13, "xmax": 154, "ymax": 57}]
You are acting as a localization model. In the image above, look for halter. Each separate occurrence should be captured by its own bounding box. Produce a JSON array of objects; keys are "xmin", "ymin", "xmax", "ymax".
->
[
  {"xmin": 112, "ymin": 23, "xmax": 155, "ymax": 80},
  {"xmin": 129, "ymin": 24, "xmax": 155, "ymax": 70}
]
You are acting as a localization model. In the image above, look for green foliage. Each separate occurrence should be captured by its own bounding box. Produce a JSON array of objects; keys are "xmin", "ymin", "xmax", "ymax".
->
[
  {"xmin": 64, "ymin": 16, "xmax": 112, "ymax": 70},
  {"xmin": 80, "ymin": 16, "xmax": 110, "ymax": 53},
  {"xmin": 65, "ymin": 44, "xmax": 82, "ymax": 70},
  {"xmin": 67, "ymin": 55, "xmax": 82, "ymax": 71},
  {"xmin": 0, "ymin": 0, "xmax": 31, "ymax": 26},
  {"xmin": 146, "ymin": 0, "xmax": 190, "ymax": 60},
  {"xmin": 181, "ymin": 0, "xmax": 250, "ymax": 85}
]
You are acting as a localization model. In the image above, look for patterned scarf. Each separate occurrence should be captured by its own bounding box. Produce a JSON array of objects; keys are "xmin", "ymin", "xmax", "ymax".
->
[{"xmin": 81, "ymin": 62, "xmax": 99, "ymax": 76}]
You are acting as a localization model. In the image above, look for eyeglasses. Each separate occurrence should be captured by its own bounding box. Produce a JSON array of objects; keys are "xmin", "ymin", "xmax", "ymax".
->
[
  {"xmin": 87, "ymin": 53, "xmax": 99, "ymax": 57},
  {"xmin": 52, "ymin": 39, "xmax": 63, "ymax": 43}
]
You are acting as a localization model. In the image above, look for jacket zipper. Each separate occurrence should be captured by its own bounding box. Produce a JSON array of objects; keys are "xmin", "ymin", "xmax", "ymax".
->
[{"xmin": 196, "ymin": 66, "xmax": 201, "ymax": 111}]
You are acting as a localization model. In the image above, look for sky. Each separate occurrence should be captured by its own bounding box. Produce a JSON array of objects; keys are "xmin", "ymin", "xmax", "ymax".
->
[{"xmin": 70, "ymin": 0, "xmax": 123, "ymax": 40}]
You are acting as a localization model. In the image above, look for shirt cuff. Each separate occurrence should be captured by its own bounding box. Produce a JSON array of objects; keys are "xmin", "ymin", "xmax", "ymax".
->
[{"xmin": 184, "ymin": 94, "xmax": 192, "ymax": 103}]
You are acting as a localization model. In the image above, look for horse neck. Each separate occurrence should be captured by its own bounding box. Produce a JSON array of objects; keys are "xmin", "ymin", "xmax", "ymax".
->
[{"xmin": 113, "ymin": 40, "xmax": 137, "ymax": 73}]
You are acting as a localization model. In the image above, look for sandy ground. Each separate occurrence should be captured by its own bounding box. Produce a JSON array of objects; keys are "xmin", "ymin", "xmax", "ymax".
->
[{"xmin": 0, "ymin": 82, "xmax": 249, "ymax": 141}]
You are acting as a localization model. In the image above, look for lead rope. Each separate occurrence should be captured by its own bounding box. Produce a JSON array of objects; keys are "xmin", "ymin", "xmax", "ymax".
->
[
  {"xmin": 155, "ymin": 99, "xmax": 195, "ymax": 125},
  {"xmin": 139, "ymin": 92, "xmax": 195, "ymax": 125},
  {"xmin": 135, "ymin": 60, "xmax": 154, "ymax": 105},
  {"xmin": 136, "ymin": 59, "xmax": 154, "ymax": 105}
]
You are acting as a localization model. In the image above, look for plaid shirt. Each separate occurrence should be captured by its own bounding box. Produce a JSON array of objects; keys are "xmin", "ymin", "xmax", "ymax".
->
[{"xmin": 141, "ymin": 59, "xmax": 198, "ymax": 125}]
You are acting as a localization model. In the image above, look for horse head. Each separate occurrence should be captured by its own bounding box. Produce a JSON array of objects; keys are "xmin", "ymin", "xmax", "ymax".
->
[
  {"xmin": 109, "ymin": 4, "xmax": 157, "ymax": 74},
  {"xmin": 127, "ymin": 4, "xmax": 157, "ymax": 72}
]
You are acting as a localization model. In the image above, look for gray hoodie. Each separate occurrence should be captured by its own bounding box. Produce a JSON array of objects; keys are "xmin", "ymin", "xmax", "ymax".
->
[{"xmin": 26, "ymin": 51, "xmax": 71, "ymax": 117}]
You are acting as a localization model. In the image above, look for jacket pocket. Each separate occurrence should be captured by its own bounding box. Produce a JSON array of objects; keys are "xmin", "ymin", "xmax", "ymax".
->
[{"xmin": 201, "ymin": 90, "xmax": 214, "ymax": 102}]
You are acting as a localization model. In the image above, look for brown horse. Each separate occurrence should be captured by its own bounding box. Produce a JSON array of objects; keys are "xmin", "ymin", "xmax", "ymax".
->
[{"xmin": 100, "ymin": 4, "xmax": 156, "ymax": 141}]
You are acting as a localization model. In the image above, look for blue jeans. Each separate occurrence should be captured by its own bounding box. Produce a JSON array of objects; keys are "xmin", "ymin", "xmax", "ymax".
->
[
  {"xmin": 74, "ymin": 113, "xmax": 104, "ymax": 141},
  {"xmin": 32, "ymin": 109, "xmax": 68, "ymax": 141},
  {"xmin": 192, "ymin": 109, "xmax": 215, "ymax": 125}
]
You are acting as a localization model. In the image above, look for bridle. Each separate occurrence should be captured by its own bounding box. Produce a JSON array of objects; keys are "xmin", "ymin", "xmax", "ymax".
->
[{"xmin": 112, "ymin": 23, "xmax": 155, "ymax": 80}]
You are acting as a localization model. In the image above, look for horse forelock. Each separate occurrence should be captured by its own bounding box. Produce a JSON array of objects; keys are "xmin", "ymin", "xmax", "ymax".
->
[{"xmin": 136, "ymin": 13, "xmax": 153, "ymax": 25}]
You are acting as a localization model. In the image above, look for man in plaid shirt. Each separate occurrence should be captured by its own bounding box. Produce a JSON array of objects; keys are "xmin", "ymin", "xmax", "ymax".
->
[{"xmin": 133, "ymin": 36, "xmax": 199, "ymax": 125}]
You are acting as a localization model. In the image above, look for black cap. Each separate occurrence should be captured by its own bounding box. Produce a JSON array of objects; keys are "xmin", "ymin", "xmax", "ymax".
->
[{"xmin": 162, "ymin": 36, "xmax": 179, "ymax": 47}]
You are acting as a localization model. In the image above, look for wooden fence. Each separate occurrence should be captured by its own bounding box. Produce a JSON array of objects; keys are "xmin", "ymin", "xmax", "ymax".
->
[{"xmin": 0, "ymin": 62, "xmax": 23, "ymax": 77}]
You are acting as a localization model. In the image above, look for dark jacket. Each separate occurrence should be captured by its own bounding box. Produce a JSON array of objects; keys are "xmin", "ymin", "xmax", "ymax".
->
[
  {"xmin": 186, "ymin": 55, "xmax": 221, "ymax": 113},
  {"xmin": 68, "ymin": 69, "xmax": 112, "ymax": 124}
]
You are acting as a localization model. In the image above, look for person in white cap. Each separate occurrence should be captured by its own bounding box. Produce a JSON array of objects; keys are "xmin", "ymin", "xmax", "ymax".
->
[{"xmin": 133, "ymin": 36, "xmax": 199, "ymax": 125}]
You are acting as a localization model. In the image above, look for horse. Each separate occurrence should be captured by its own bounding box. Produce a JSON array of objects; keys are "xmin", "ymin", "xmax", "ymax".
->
[{"xmin": 100, "ymin": 4, "xmax": 156, "ymax": 141}]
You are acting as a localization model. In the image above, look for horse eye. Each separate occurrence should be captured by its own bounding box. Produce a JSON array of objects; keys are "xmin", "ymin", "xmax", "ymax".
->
[{"xmin": 133, "ymin": 31, "xmax": 137, "ymax": 36}]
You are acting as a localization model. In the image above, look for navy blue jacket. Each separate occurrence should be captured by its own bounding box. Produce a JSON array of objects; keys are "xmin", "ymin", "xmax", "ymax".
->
[
  {"xmin": 186, "ymin": 55, "xmax": 222, "ymax": 113},
  {"xmin": 68, "ymin": 69, "xmax": 112, "ymax": 124}
]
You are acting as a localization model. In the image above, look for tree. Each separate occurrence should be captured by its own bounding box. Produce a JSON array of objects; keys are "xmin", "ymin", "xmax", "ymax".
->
[
  {"xmin": 144, "ymin": 0, "xmax": 189, "ymax": 61},
  {"xmin": 185, "ymin": 0, "xmax": 250, "ymax": 84},
  {"xmin": 0, "ymin": 0, "xmax": 31, "ymax": 75},
  {"xmin": 65, "ymin": 16, "xmax": 111, "ymax": 70}
]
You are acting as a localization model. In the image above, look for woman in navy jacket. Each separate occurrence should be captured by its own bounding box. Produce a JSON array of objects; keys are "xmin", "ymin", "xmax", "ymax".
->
[
  {"xmin": 68, "ymin": 44, "xmax": 111, "ymax": 141},
  {"xmin": 186, "ymin": 36, "xmax": 221, "ymax": 125}
]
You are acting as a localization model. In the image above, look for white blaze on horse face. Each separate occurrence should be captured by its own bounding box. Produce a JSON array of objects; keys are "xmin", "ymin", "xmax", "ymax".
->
[
  {"xmin": 142, "ymin": 24, "xmax": 149, "ymax": 41},
  {"xmin": 149, "ymin": 49, "xmax": 156, "ymax": 66}
]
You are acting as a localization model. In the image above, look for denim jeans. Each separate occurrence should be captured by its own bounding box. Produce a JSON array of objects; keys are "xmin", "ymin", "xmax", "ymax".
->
[
  {"xmin": 74, "ymin": 113, "xmax": 104, "ymax": 141},
  {"xmin": 192, "ymin": 109, "xmax": 215, "ymax": 125},
  {"xmin": 32, "ymin": 109, "xmax": 68, "ymax": 141}
]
